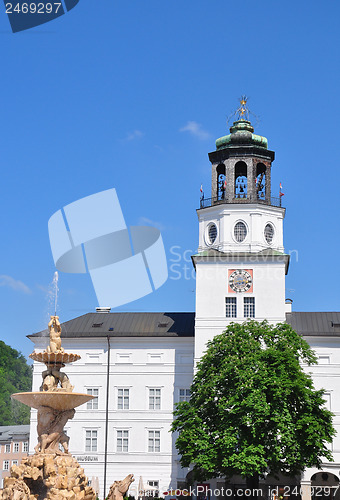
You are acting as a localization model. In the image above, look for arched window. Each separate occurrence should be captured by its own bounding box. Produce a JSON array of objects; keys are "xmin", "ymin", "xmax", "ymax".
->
[
  {"xmin": 235, "ymin": 161, "xmax": 247, "ymax": 198},
  {"xmin": 256, "ymin": 163, "xmax": 266, "ymax": 199},
  {"xmin": 216, "ymin": 163, "xmax": 226, "ymax": 200}
]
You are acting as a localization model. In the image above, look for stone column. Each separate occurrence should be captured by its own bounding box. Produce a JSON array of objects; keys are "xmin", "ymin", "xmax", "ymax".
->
[
  {"xmin": 211, "ymin": 163, "xmax": 218, "ymax": 201},
  {"xmin": 265, "ymin": 163, "xmax": 272, "ymax": 204},
  {"xmin": 301, "ymin": 481, "xmax": 312, "ymax": 500},
  {"xmin": 225, "ymin": 160, "xmax": 234, "ymax": 202},
  {"xmin": 248, "ymin": 159, "xmax": 257, "ymax": 202}
]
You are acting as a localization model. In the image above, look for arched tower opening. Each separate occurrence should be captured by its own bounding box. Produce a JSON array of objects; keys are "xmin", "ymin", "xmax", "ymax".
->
[
  {"xmin": 216, "ymin": 163, "xmax": 226, "ymax": 200},
  {"xmin": 256, "ymin": 163, "xmax": 266, "ymax": 200},
  {"xmin": 235, "ymin": 161, "xmax": 247, "ymax": 199},
  {"xmin": 311, "ymin": 472, "xmax": 339, "ymax": 500}
]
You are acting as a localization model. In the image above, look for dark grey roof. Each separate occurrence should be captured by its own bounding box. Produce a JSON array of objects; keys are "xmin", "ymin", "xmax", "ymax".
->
[
  {"xmin": 286, "ymin": 312, "xmax": 340, "ymax": 337},
  {"xmin": 28, "ymin": 311, "xmax": 340, "ymax": 340},
  {"xmin": 28, "ymin": 312, "xmax": 195, "ymax": 339},
  {"xmin": 0, "ymin": 425, "xmax": 30, "ymax": 442}
]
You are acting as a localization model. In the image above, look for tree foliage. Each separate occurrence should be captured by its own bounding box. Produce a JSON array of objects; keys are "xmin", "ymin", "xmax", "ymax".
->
[
  {"xmin": 0, "ymin": 340, "xmax": 32, "ymax": 425},
  {"xmin": 172, "ymin": 321, "xmax": 335, "ymax": 483}
]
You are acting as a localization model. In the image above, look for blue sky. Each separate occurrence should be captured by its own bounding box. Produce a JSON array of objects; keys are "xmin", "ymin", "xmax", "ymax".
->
[{"xmin": 0, "ymin": 0, "xmax": 340, "ymax": 358}]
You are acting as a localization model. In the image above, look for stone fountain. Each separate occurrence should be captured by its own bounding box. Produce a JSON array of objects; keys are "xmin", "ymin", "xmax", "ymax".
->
[{"xmin": 0, "ymin": 316, "xmax": 97, "ymax": 500}]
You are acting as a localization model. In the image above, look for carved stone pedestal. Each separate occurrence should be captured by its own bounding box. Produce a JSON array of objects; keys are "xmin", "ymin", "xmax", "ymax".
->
[{"xmin": 0, "ymin": 453, "xmax": 96, "ymax": 500}]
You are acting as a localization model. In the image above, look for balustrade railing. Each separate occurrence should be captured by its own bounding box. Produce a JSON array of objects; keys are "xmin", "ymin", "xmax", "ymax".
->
[{"xmin": 199, "ymin": 195, "xmax": 283, "ymax": 209}]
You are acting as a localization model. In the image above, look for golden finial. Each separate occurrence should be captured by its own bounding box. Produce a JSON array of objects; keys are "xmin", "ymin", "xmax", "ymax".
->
[
  {"xmin": 227, "ymin": 95, "xmax": 259, "ymax": 126},
  {"xmin": 236, "ymin": 95, "xmax": 249, "ymax": 120}
]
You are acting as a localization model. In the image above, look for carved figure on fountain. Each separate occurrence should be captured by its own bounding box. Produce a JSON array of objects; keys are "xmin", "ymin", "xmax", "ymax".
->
[
  {"xmin": 34, "ymin": 407, "xmax": 75, "ymax": 454},
  {"xmin": 46, "ymin": 316, "xmax": 64, "ymax": 354},
  {"xmin": 107, "ymin": 474, "xmax": 135, "ymax": 500},
  {"xmin": 40, "ymin": 366, "xmax": 74, "ymax": 393}
]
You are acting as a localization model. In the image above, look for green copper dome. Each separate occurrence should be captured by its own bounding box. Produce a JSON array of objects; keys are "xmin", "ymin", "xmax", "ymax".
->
[{"xmin": 215, "ymin": 119, "xmax": 268, "ymax": 150}]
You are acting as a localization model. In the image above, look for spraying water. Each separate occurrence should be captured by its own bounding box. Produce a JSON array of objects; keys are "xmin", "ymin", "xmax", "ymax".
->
[{"xmin": 53, "ymin": 271, "xmax": 59, "ymax": 316}]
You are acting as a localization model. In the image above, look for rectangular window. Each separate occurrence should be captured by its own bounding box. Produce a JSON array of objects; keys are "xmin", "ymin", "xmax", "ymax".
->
[
  {"xmin": 117, "ymin": 353, "xmax": 131, "ymax": 363},
  {"xmin": 3, "ymin": 461, "xmax": 9, "ymax": 471},
  {"xmin": 12, "ymin": 460, "xmax": 18, "ymax": 466},
  {"xmin": 85, "ymin": 430, "xmax": 98, "ymax": 452},
  {"xmin": 86, "ymin": 354, "xmax": 100, "ymax": 363},
  {"xmin": 117, "ymin": 430, "xmax": 129, "ymax": 452},
  {"xmin": 118, "ymin": 389, "xmax": 129, "ymax": 410},
  {"xmin": 179, "ymin": 389, "xmax": 191, "ymax": 402},
  {"xmin": 149, "ymin": 388, "xmax": 161, "ymax": 410},
  {"xmin": 148, "ymin": 481, "xmax": 159, "ymax": 497},
  {"xmin": 244, "ymin": 297, "xmax": 255, "ymax": 318},
  {"xmin": 5, "ymin": 444, "xmax": 10, "ymax": 453},
  {"xmin": 147, "ymin": 354, "xmax": 162, "ymax": 363},
  {"xmin": 318, "ymin": 355, "xmax": 330, "ymax": 364},
  {"xmin": 22, "ymin": 442, "xmax": 28, "ymax": 453},
  {"xmin": 13, "ymin": 442, "xmax": 19, "ymax": 453},
  {"xmin": 87, "ymin": 388, "xmax": 99, "ymax": 410},
  {"xmin": 148, "ymin": 430, "xmax": 160, "ymax": 453},
  {"xmin": 226, "ymin": 297, "xmax": 237, "ymax": 318}
]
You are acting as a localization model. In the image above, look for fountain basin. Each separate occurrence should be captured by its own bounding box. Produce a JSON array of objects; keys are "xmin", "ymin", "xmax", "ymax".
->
[
  {"xmin": 11, "ymin": 392, "xmax": 94, "ymax": 410},
  {"xmin": 29, "ymin": 351, "xmax": 81, "ymax": 364}
]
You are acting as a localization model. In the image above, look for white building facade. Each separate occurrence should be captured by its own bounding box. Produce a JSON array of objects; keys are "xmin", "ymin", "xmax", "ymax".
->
[
  {"xmin": 29, "ymin": 118, "xmax": 340, "ymax": 500},
  {"xmin": 29, "ymin": 313, "xmax": 195, "ymax": 497}
]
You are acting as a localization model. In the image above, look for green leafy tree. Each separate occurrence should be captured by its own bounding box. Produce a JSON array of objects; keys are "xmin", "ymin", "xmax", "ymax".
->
[
  {"xmin": 0, "ymin": 340, "xmax": 32, "ymax": 425},
  {"xmin": 172, "ymin": 321, "xmax": 335, "ymax": 491}
]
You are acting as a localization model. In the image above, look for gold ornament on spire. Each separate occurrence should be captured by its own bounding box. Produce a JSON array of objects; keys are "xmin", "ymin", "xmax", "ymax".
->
[
  {"xmin": 227, "ymin": 95, "xmax": 259, "ymax": 127},
  {"xmin": 236, "ymin": 95, "xmax": 250, "ymax": 120}
]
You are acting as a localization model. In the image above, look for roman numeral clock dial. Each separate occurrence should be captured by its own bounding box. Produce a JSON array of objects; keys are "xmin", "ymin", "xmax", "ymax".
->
[{"xmin": 228, "ymin": 269, "xmax": 253, "ymax": 293}]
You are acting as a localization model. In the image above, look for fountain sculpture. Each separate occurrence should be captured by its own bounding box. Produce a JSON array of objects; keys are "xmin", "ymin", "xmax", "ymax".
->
[
  {"xmin": 106, "ymin": 475, "xmax": 135, "ymax": 500},
  {"xmin": 0, "ymin": 315, "xmax": 97, "ymax": 500}
]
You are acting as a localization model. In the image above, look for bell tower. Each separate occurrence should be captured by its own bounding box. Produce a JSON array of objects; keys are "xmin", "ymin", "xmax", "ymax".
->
[{"xmin": 193, "ymin": 99, "xmax": 289, "ymax": 362}]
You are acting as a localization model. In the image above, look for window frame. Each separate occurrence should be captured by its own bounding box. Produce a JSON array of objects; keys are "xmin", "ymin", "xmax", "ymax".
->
[
  {"xmin": 233, "ymin": 220, "xmax": 248, "ymax": 243},
  {"xmin": 3, "ymin": 460, "xmax": 9, "ymax": 471},
  {"xmin": 179, "ymin": 389, "xmax": 191, "ymax": 402},
  {"xmin": 85, "ymin": 429, "xmax": 98, "ymax": 452},
  {"xmin": 206, "ymin": 222, "xmax": 218, "ymax": 246},
  {"xmin": 149, "ymin": 388, "xmax": 161, "ymax": 410},
  {"xmin": 225, "ymin": 297, "xmax": 237, "ymax": 318},
  {"xmin": 148, "ymin": 430, "xmax": 161, "ymax": 453},
  {"xmin": 244, "ymin": 296, "xmax": 255, "ymax": 318},
  {"xmin": 264, "ymin": 222, "xmax": 275, "ymax": 245},
  {"xmin": 116, "ymin": 430, "xmax": 129, "ymax": 453},
  {"xmin": 147, "ymin": 480, "xmax": 160, "ymax": 497},
  {"xmin": 117, "ymin": 388, "xmax": 130, "ymax": 410},
  {"xmin": 86, "ymin": 388, "xmax": 99, "ymax": 410}
]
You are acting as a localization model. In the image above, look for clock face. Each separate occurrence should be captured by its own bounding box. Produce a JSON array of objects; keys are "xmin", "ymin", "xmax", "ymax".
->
[{"xmin": 228, "ymin": 269, "xmax": 253, "ymax": 293}]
